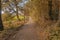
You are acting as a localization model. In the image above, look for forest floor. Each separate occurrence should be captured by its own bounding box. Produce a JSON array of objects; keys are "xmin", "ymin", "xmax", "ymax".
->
[
  {"xmin": 5, "ymin": 17, "xmax": 41, "ymax": 40},
  {"xmin": 6, "ymin": 23, "xmax": 40, "ymax": 40},
  {"xmin": 0, "ymin": 21, "xmax": 24, "ymax": 40},
  {"xmin": 1, "ymin": 17, "xmax": 60, "ymax": 40}
]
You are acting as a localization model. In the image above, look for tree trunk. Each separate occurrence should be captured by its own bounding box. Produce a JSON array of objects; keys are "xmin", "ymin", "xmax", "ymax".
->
[
  {"xmin": 0, "ymin": 0, "xmax": 4, "ymax": 31},
  {"xmin": 0, "ymin": 14, "xmax": 4, "ymax": 31},
  {"xmin": 48, "ymin": 0, "xmax": 53, "ymax": 20},
  {"xmin": 14, "ymin": 0, "xmax": 20, "ymax": 21},
  {"xmin": 48, "ymin": 0, "xmax": 59, "ymax": 21}
]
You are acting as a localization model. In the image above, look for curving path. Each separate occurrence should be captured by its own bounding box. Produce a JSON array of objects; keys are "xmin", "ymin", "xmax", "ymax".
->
[{"xmin": 6, "ymin": 17, "xmax": 40, "ymax": 40}]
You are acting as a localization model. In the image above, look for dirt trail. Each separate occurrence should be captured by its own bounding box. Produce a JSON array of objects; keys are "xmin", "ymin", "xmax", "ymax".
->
[{"xmin": 6, "ymin": 17, "xmax": 40, "ymax": 40}]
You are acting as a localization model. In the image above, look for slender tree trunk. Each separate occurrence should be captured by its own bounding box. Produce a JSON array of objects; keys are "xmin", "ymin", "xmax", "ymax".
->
[
  {"xmin": 0, "ymin": 0, "xmax": 4, "ymax": 31},
  {"xmin": 48, "ymin": 0, "xmax": 53, "ymax": 20},
  {"xmin": 0, "ymin": 13, "xmax": 4, "ymax": 31},
  {"xmin": 48, "ymin": 0, "xmax": 59, "ymax": 21},
  {"xmin": 14, "ymin": 0, "xmax": 20, "ymax": 21},
  {"xmin": 53, "ymin": 0, "xmax": 59, "ymax": 21}
]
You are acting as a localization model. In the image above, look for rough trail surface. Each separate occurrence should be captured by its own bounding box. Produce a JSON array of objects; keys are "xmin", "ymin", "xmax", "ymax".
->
[{"xmin": 6, "ymin": 17, "xmax": 40, "ymax": 40}]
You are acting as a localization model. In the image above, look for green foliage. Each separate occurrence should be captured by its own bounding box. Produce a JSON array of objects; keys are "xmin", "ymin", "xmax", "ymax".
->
[{"xmin": 13, "ymin": 15, "xmax": 25, "ymax": 21}]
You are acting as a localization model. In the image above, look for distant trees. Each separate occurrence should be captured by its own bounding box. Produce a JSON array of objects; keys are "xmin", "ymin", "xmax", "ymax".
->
[
  {"xmin": 1, "ymin": 0, "xmax": 59, "ymax": 31},
  {"xmin": 24, "ymin": 0, "xmax": 60, "ymax": 40},
  {"xmin": 0, "ymin": 0, "xmax": 21, "ymax": 31},
  {"xmin": 25, "ymin": 0, "xmax": 59, "ymax": 23},
  {"xmin": 0, "ymin": 0, "xmax": 29, "ymax": 31},
  {"xmin": 48, "ymin": 0, "xmax": 59, "ymax": 21},
  {"xmin": 2, "ymin": 0, "xmax": 23, "ymax": 21}
]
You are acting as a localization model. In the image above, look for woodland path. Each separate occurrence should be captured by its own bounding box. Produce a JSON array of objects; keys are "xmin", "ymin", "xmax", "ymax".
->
[{"xmin": 6, "ymin": 17, "xmax": 40, "ymax": 40}]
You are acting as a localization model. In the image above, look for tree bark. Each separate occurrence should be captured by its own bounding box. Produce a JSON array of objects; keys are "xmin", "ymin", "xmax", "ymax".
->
[
  {"xmin": 0, "ymin": 13, "xmax": 4, "ymax": 31},
  {"xmin": 0, "ymin": 0, "xmax": 4, "ymax": 31}
]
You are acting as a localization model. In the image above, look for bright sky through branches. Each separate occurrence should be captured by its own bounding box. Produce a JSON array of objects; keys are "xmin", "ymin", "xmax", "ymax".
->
[{"xmin": 1, "ymin": 0, "xmax": 28, "ymax": 14}]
